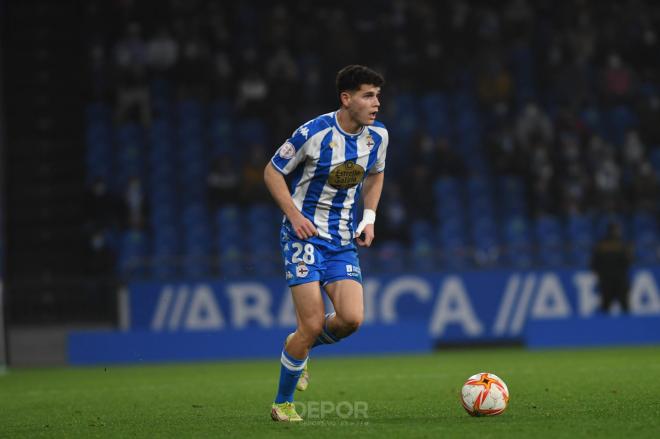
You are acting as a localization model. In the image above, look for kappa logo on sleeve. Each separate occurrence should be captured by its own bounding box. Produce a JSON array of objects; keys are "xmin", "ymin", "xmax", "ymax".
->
[{"xmin": 278, "ymin": 142, "xmax": 296, "ymax": 159}]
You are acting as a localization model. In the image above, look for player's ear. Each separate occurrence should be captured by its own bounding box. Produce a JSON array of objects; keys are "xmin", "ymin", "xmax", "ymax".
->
[{"xmin": 340, "ymin": 90, "xmax": 352, "ymax": 107}]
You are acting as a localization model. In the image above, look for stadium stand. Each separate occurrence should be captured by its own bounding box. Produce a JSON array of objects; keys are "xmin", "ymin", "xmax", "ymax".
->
[{"xmin": 80, "ymin": 0, "xmax": 660, "ymax": 280}]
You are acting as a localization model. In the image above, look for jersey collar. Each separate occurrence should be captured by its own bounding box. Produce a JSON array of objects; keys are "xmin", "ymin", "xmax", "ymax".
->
[{"xmin": 333, "ymin": 111, "xmax": 365, "ymax": 138}]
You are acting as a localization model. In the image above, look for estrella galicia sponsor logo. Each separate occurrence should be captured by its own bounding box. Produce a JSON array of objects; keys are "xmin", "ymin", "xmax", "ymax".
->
[{"xmin": 328, "ymin": 161, "xmax": 365, "ymax": 189}]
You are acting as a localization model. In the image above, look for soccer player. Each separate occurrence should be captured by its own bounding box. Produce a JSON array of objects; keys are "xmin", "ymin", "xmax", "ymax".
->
[{"xmin": 264, "ymin": 65, "xmax": 387, "ymax": 422}]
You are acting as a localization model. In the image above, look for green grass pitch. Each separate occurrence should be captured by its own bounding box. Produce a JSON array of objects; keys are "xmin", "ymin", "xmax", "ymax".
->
[{"xmin": 1, "ymin": 346, "xmax": 659, "ymax": 438}]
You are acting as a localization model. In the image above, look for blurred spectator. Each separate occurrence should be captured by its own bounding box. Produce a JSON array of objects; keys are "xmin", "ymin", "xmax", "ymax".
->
[
  {"xmin": 630, "ymin": 161, "xmax": 658, "ymax": 213},
  {"xmin": 526, "ymin": 140, "xmax": 556, "ymax": 214},
  {"xmin": 176, "ymin": 37, "xmax": 210, "ymax": 99},
  {"xmin": 124, "ymin": 176, "xmax": 146, "ymax": 229},
  {"xmin": 206, "ymin": 154, "xmax": 241, "ymax": 209},
  {"xmin": 622, "ymin": 130, "xmax": 645, "ymax": 169},
  {"xmin": 547, "ymin": 50, "xmax": 593, "ymax": 107},
  {"xmin": 593, "ymin": 157, "xmax": 622, "ymax": 212},
  {"xmin": 211, "ymin": 46, "xmax": 234, "ymax": 99},
  {"xmin": 560, "ymin": 164, "xmax": 590, "ymax": 215},
  {"xmin": 590, "ymin": 222, "xmax": 633, "ymax": 313},
  {"xmin": 410, "ymin": 134, "xmax": 465, "ymax": 177},
  {"xmin": 477, "ymin": 58, "xmax": 512, "ymax": 107},
  {"xmin": 434, "ymin": 137, "xmax": 467, "ymax": 177},
  {"xmin": 405, "ymin": 163, "xmax": 433, "ymax": 220},
  {"xmin": 637, "ymin": 95, "xmax": 660, "ymax": 146},
  {"xmin": 84, "ymin": 178, "xmax": 121, "ymax": 230},
  {"xmin": 114, "ymin": 22, "xmax": 151, "ymax": 125},
  {"xmin": 84, "ymin": 229, "xmax": 118, "ymax": 319},
  {"xmin": 237, "ymin": 69, "xmax": 269, "ymax": 117},
  {"xmin": 89, "ymin": 42, "xmax": 113, "ymax": 101},
  {"xmin": 633, "ymin": 27, "xmax": 659, "ymax": 82},
  {"xmin": 379, "ymin": 182, "xmax": 409, "ymax": 243},
  {"xmin": 86, "ymin": 229, "xmax": 117, "ymax": 277},
  {"xmin": 602, "ymin": 53, "xmax": 635, "ymax": 104},
  {"xmin": 515, "ymin": 102, "xmax": 553, "ymax": 149},
  {"xmin": 240, "ymin": 144, "xmax": 270, "ymax": 204},
  {"xmin": 487, "ymin": 118, "xmax": 527, "ymax": 176},
  {"xmin": 146, "ymin": 27, "xmax": 179, "ymax": 79}
]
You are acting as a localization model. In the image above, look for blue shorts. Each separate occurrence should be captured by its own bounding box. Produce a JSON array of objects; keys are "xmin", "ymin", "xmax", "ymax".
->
[{"xmin": 280, "ymin": 226, "xmax": 362, "ymax": 287}]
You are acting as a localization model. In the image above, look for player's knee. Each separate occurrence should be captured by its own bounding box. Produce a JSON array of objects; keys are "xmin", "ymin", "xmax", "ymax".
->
[{"xmin": 341, "ymin": 313, "xmax": 363, "ymax": 334}]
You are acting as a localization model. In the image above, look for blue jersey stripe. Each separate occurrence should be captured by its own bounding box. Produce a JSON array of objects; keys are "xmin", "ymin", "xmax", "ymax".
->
[
  {"xmin": 327, "ymin": 137, "xmax": 359, "ymax": 246},
  {"xmin": 301, "ymin": 130, "xmax": 334, "ymax": 220},
  {"xmin": 366, "ymin": 128, "xmax": 382, "ymax": 172}
]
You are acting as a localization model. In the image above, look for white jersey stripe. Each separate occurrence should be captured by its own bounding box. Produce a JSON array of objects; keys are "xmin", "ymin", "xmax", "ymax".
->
[
  {"xmin": 313, "ymin": 133, "xmax": 345, "ymax": 241},
  {"xmin": 290, "ymin": 129, "xmax": 330, "ymax": 211}
]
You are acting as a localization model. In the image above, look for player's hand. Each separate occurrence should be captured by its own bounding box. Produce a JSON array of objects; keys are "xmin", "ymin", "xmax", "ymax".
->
[
  {"xmin": 355, "ymin": 223, "xmax": 374, "ymax": 247},
  {"xmin": 355, "ymin": 209, "xmax": 376, "ymax": 247},
  {"xmin": 289, "ymin": 212, "xmax": 318, "ymax": 240}
]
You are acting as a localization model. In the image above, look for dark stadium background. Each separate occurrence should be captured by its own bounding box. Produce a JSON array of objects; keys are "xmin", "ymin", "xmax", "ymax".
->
[{"xmin": 1, "ymin": 0, "xmax": 660, "ymax": 366}]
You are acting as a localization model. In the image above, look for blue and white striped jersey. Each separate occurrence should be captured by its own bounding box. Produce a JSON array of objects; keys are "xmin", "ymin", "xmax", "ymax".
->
[{"xmin": 271, "ymin": 111, "xmax": 388, "ymax": 247}]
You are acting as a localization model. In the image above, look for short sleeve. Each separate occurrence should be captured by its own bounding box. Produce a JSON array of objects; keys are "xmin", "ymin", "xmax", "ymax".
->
[
  {"xmin": 372, "ymin": 128, "xmax": 388, "ymax": 174},
  {"xmin": 270, "ymin": 123, "xmax": 314, "ymax": 175}
]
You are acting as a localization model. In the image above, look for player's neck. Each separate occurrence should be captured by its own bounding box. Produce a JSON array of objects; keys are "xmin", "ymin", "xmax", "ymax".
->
[{"xmin": 336, "ymin": 108, "xmax": 362, "ymax": 135}]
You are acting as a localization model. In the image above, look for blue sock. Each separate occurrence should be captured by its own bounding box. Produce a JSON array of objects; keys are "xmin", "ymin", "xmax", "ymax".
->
[
  {"xmin": 274, "ymin": 348, "xmax": 308, "ymax": 404},
  {"xmin": 312, "ymin": 312, "xmax": 341, "ymax": 348}
]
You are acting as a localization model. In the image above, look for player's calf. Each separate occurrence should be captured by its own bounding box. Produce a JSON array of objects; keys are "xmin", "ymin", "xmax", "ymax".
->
[{"xmin": 286, "ymin": 333, "xmax": 310, "ymax": 392}]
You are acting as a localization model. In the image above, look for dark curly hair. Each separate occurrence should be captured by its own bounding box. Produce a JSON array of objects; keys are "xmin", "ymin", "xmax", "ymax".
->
[{"xmin": 336, "ymin": 65, "xmax": 385, "ymax": 100}]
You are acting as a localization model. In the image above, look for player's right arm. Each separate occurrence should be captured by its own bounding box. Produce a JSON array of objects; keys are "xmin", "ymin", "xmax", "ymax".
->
[
  {"xmin": 266, "ymin": 119, "xmax": 329, "ymax": 240},
  {"xmin": 264, "ymin": 164, "xmax": 318, "ymax": 240}
]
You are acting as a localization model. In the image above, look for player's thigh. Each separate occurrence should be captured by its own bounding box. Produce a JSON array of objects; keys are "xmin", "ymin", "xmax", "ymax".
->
[
  {"xmin": 324, "ymin": 279, "xmax": 364, "ymax": 325},
  {"xmin": 290, "ymin": 281, "xmax": 325, "ymax": 333},
  {"xmin": 280, "ymin": 229, "xmax": 324, "ymax": 285}
]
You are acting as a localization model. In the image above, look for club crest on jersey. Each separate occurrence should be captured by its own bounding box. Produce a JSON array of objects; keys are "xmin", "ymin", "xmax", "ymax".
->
[
  {"xmin": 296, "ymin": 263, "xmax": 309, "ymax": 278},
  {"xmin": 278, "ymin": 142, "xmax": 296, "ymax": 159},
  {"xmin": 365, "ymin": 135, "xmax": 375, "ymax": 149},
  {"xmin": 328, "ymin": 161, "xmax": 365, "ymax": 189},
  {"xmin": 328, "ymin": 141, "xmax": 338, "ymax": 149}
]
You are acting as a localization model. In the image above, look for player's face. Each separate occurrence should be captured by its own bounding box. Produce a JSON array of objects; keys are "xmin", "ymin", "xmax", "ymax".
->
[{"xmin": 346, "ymin": 84, "xmax": 381, "ymax": 127}]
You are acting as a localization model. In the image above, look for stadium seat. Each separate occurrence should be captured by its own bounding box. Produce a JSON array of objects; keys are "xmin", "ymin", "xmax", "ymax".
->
[
  {"xmin": 535, "ymin": 215, "xmax": 566, "ymax": 267},
  {"xmin": 237, "ymin": 118, "xmax": 268, "ymax": 145},
  {"xmin": 605, "ymin": 105, "xmax": 638, "ymax": 146},
  {"xmin": 118, "ymin": 230, "xmax": 148, "ymax": 278},
  {"xmin": 85, "ymin": 102, "xmax": 112, "ymax": 124},
  {"xmin": 433, "ymin": 177, "xmax": 459, "ymax": 198},
  {"xmin": 377, "ymin": 241, "xmax": 405, "ymax": 272},
  {"xmin": 178, "ymin": 99, "xmax": 203, "ymax": 121},
  {"xmin": 501, "ymin": 216, "xmax": 534, "ymax": 268},
  {"xmin": 420, "ymin": 92, "xmax": 450, "ymax": 138},
  {"xmin": 411, "ymin": 240, "xmax": 437, "ymax": 273}
]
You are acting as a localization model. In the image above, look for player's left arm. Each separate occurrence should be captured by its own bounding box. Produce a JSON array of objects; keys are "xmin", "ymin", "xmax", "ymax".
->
[{"xmin": 355, "ymin": 171, "xmax": 384, "ymax": 247}]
